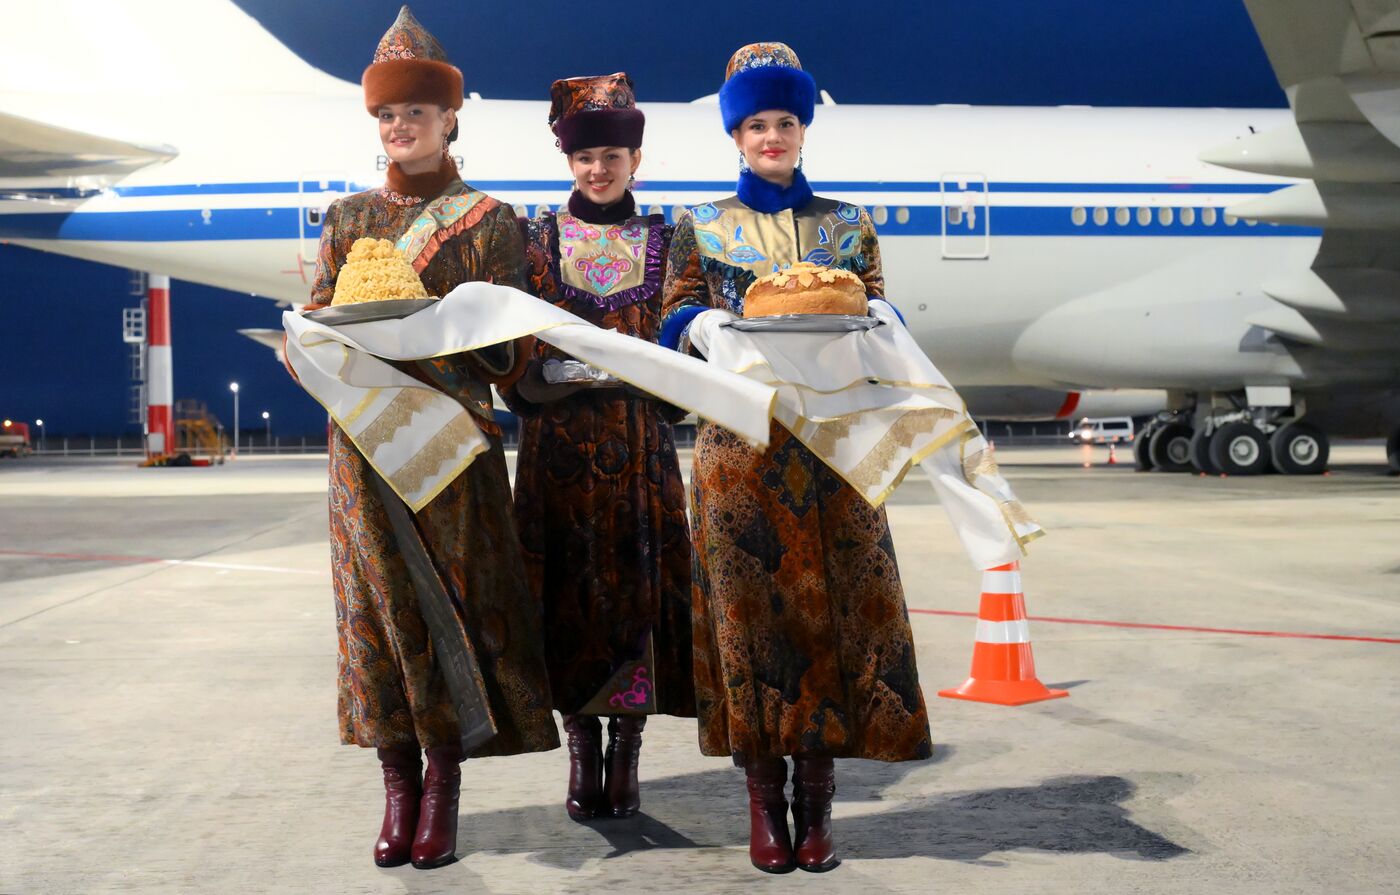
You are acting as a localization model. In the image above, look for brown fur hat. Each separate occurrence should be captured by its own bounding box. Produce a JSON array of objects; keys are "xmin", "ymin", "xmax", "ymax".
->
[{"xmin": 362, "ymin": 6, "xmax": 463, "ymax": 114}]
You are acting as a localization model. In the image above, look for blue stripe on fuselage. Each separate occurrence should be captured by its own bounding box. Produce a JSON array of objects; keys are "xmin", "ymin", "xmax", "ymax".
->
[
  {"xmin": 18, "ymin": 179, "xmax": 1292, "ymax": 200},
  {"xmin": 0, "ymin": 204, "xmax": 1322, "ymax": 242}
]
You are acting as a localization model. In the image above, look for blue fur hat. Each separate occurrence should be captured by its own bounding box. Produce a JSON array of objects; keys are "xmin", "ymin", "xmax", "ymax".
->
[{"xmin": 718, "ymin": 42, "xmax": 816, "ymax": 133}]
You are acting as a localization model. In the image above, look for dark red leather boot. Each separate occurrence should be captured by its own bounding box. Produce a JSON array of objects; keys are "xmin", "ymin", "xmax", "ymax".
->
[
  {"xmin": 373, "ymin": 745, "xmax": 422, "ymax": 868},
  {"xmin": 792, "ymin": 756, "xmax": 839, "ymax": 872},
  {"xmin": 563, "ymin": 714, "xmax": 604, "ymax": 821},
  {"xmin": 604, "ymin": 715, "xmax": 646, "ymax": 818},
  {"xmin": 745, "ymin": 757, "xmax": 795, "ymax": 873},
  {"xmin": 411, "ymin": 745, "xmax": 462, "ymax": 869}
]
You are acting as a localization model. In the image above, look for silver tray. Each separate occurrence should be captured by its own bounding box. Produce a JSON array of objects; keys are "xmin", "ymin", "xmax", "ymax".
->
[
  {"xmin": 305, "ymin": 298, "xmax": 439, "ymax": 326},
  {"xmin": 723, "ymin": 314, "xmax": 882, "ymax": 333}
]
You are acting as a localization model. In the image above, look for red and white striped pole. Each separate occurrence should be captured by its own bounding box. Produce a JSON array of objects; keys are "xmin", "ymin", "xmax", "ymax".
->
[{"xmin": 146, "ymin": 274, "xmax": 175, "ymax": 458}]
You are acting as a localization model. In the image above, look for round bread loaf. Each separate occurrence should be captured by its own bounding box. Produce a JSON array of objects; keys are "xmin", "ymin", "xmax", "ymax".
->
[{"xmin": 742, "ymin": 261, "xmax": 868, "ymax": 318}]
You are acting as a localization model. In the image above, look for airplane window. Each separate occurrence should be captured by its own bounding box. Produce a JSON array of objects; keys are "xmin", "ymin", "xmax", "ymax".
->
[
  {"xmin": 1136, "ymin": 207, "xmax": 1151, "ymax": 226},
  {"xmin": 873, "ymin": 206, "xmax": 888, "ymax": 226},
  {"xmin": 305, "ymin": 209, "xmax": 323, "ymax": 226},
  {"xmin": 1158, "ymin": 207, "xmax": 1174, "ymax": 226},
  {"xmin": 1224, "ymin": 213, "xmax": 1238, "ymax": 226},
  {"xmin": 671, "ymin": 205, "xmax": 686, "ymax": 222},
  {"xmin": 896, "ymin": 207, "xmax": 911, "ymax": 225},
  {"xmin": 1180, "ymin": 207, "xmax": 1196, "ymax": 226},
  {"xmin": 648, "ymin": 205, "xmax": 664, "ymax": 217},
  {"xmin": 1245, "ymin": 218, "xmax": 1258, "ymax": 226},
  {"xmin": 1071, "ymin": 207, "xmax": 1087, "ymax": 226},
  {"xmin": 1093, "ymin": 207, "xmax": 1108, "ymax": 226},
  {"xmin": 512, "ymin": 204, "xmax": 527, "ymax": 218},
  {"xmin": 1202, "ymin": 207, "xmax": 1218, "ymax": 226},
  {"xmin": 947, "ymin": 206, "xmax": 963, "ymax": 226},
  {"xmin": 535, "ymin": 204, "xmax": 552, "ymax": 217},
  {"xmin": 1115, "ymin": 207, "xmax": 1130, "ymax": 226}
]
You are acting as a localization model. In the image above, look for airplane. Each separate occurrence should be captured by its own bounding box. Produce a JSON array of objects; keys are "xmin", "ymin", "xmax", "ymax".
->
[{"xmin": 2, "ymin": 0, "xmax": 1397, "ymax": 475}]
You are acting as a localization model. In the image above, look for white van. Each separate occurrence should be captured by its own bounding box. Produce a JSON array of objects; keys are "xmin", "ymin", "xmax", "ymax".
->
[{"xmin": 1069, "ymin": 416, "xmax": 1135, "ymax": 444}]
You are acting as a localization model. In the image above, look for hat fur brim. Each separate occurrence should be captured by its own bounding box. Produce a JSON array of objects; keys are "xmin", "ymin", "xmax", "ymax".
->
[
  {"xmin": 553, "ymin": 109, "xmax": 645, "ymax": 154},
  {"xmin": 363, "ymin": 58, "xmax": 464, "ymax": 114},
  {"xmin": 719, "ymin": 66, "xmax": 816, "ymax": 133}
]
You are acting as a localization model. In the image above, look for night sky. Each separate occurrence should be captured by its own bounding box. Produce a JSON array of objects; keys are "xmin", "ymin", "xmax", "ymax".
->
[{"xmin": 0, "ymin": 0, "xmax": 1285, "ymax": 438}]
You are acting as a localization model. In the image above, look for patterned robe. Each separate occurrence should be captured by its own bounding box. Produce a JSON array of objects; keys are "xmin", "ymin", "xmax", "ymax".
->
[
  {"xmin": 661, "ymin": 194, "xmax": 933, "ymax": 765},
  {"xmin": 310, "ymin": 184, "xmax": 558, "ymax": 756},
  {"xmin": 501, "ymin": 210, "xmax": 696, "ymax": 718}
]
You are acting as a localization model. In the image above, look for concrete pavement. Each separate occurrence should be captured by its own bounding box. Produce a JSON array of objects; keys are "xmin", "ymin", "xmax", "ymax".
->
[{"xmin": 1, "ymin": 446, "xmax": 1397, "ymax": 894}]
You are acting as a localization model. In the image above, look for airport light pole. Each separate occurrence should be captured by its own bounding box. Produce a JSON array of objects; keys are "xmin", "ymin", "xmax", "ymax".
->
[
  {"xmin": 262, "ymin": 411, "xmax": 271, "ymax": 450},
  {"xmin": 229, "ymin": 381, "xmax": 240, "ymax": 458},
  {"xmin": 35, "ymin": 418, "xmax": 45, "ymax": 452}
]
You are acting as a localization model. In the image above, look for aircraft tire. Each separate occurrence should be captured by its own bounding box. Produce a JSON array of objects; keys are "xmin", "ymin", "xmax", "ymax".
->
[
  {"xmin": 1148, "ymin": 422, "xmax": 1193, "ymax": 472},
  {"xmin": 1210, "ymin": 422, "xmax": 1271, "ymax": 476},
  {"xmin": 1269, "ymin": 423, "xmax": 1328, "ymax": 475},
  {"xmin": 1133, "ymin": 426, "xmax": 1156, "ymax": 471},
  {"xmin": 1387, "ymin": 427, "xmax": 1400, "ymax": 475},
  {"xmin": 1189, "ymin": 426, "xmax": 1218, "ymax": 475}
]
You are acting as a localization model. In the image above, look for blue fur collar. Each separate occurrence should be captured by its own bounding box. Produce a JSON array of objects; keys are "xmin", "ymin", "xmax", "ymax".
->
[{"xmin": 736, "ymin": 168, "xmax": 814, "ymax": 214}]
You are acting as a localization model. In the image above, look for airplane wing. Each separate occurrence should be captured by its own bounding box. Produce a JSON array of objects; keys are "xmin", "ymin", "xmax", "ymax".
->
[
  {"xmin": 0, "ymin": 110, "xmax": 177, "ymax": 183},
  {"xmin": 1200, "ymin": 0, "xmax": 1400, "ymax": 382}
]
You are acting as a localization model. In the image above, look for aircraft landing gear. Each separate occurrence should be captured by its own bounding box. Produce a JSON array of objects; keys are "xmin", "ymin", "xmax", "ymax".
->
[
  {"xmin": 1387, "ymin": 427, "xmax": 1400, "ymax": 476},
  {"xmin": 1149, "ymin": 422, "xmax": 1194, "ymax": 473},
  {"xmin": 1210, "ymin": 422, "xmax": 1272, "ymax": 476},
  {"xmin": 1269, "ymin": 422, "xmax": 1329, "ymax": 476}
]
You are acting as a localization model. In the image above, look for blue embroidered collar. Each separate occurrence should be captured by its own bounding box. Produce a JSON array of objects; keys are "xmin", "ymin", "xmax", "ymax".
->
[{"xmin": 736, "ymin": 168, "xmax": 814, "ymax": 214}]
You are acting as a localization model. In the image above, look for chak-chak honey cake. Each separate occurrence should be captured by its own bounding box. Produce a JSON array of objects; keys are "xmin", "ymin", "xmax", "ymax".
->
[
  {"xmin": 742, "ymin": 261, "xmax": 868, "ymax": 318},
  {"xmin": 331, "ymin": 238, "xmax": 432, "ymax": 306}
]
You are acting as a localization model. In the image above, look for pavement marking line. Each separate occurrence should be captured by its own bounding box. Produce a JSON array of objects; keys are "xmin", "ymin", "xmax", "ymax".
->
[
  {"xmin": 0, "ymin": 549, "xmax": 321, "ymax": 576},
  {"xmin": 910, "ymin": 608, "xmax": 1400, "ymax": 645}
]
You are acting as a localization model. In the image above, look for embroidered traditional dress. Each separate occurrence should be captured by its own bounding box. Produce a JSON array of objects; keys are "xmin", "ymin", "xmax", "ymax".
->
[
  {"xmin": 661, "ymin": 190, "xmax": 934, "ymax": 765},
  {"xmin": 309, "ymin": 170, "xmax": 558, "ymax": 757},
  {"xmin": 502, "ymin": 196, "xmax": 696, "ymax": 718}
]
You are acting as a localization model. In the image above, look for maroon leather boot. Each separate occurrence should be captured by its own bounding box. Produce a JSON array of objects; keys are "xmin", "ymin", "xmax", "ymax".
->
[
  {"xmin": 411, "ymin": 745, "xmax": 462, "ymax": 869},
  {"xmin": 373, "ymin": 745, "xmax": 422, "ymax": 868},
  {"xmin": 563, "ymin": 714, "xmax": 604, "ymax": 821},
  {"xmin": 745, "ymin": 757, "xmax": 796, "ymax": 873},
  {"xmin": 792, "ymin": 756, "xmax": 839, "ymax": 872},
  {"xmin": 603, "ymin": 715, "xmax": 646, "ymax": 818}
]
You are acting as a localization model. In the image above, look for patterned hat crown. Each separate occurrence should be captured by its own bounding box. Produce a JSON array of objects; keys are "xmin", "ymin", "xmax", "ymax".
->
[
  {"xmin": 373, "ymin": 6, "xmax": 450, "ymax": 64},
  {"xmin": 724, "ymin": 42, "xmax": 805, "ymax": 81},
  {"xmin": 548, "ymin": 73, "xmax": 638, "ymax": 129}
]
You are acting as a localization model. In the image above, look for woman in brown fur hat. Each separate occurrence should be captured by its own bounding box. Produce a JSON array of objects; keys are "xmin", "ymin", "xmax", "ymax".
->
[{"xmin": 295, "ymin": 6, "xmax": 558, "ymax": 871}]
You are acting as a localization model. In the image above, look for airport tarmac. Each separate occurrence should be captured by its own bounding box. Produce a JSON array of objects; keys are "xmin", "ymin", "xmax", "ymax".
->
[{"xmin": 2, "ymin": 444, "xmax": 1397, "ymax": 895}]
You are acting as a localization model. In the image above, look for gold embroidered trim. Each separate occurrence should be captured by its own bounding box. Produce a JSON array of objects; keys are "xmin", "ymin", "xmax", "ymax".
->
[
  {"xmin": 357, "ymin": 388, "xmax": 436, "ymax": 447},
  {"xmin": 389, "ymin": 411, "xmax": 480, "ymax": 499}
]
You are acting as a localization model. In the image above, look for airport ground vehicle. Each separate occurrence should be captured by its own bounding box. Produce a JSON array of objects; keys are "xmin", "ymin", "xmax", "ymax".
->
[
  {"xmin": 1069, "ymin": 417, "xmax": 1135, "ymax": 445},
  {"xmin": 0, "ymin": 420, "xmax": 32, "ymax": 458}
]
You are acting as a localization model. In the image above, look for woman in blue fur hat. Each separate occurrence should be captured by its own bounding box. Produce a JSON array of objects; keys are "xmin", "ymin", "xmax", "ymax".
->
[{"xmin": 660, "ymin": 43, "xmax": 932, "ymax": 875}]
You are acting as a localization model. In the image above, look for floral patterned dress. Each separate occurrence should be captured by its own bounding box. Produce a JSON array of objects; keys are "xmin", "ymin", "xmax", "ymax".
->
[
  {"xmin": 501, "ymin": 209, "xmax": 696, "ymax": 718},
  {"xmin": 660, "ymin": 194, "xmax": 933, "ymax": 765},
  {"xmin": 309, "ymin": 182, "xmax": 558, "ymax": 756}
]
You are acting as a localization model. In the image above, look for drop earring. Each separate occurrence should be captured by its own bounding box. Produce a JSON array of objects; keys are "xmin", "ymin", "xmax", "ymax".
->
[
  {"xmin": 797, "ymin": 150, "xmax": 805, "ymax": 171},
  {"xmin": 738, "ymin": 152, "xmax": 750, "ymax": 173}
]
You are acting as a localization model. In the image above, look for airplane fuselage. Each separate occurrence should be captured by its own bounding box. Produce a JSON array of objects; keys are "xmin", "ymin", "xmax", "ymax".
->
[{"xmin": 0, "ymin": 91, "xmax": 1324, "ymax": 394}]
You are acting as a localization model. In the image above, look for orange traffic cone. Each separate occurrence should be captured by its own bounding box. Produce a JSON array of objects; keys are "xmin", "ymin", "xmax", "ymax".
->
[
  {"xmin": 938, "ymin": 562, "xmax": 1068, "ymax": 706},
  {"xmin": 1107, "ymin": 442, "xmax": 1118, "ymax": 465}
]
